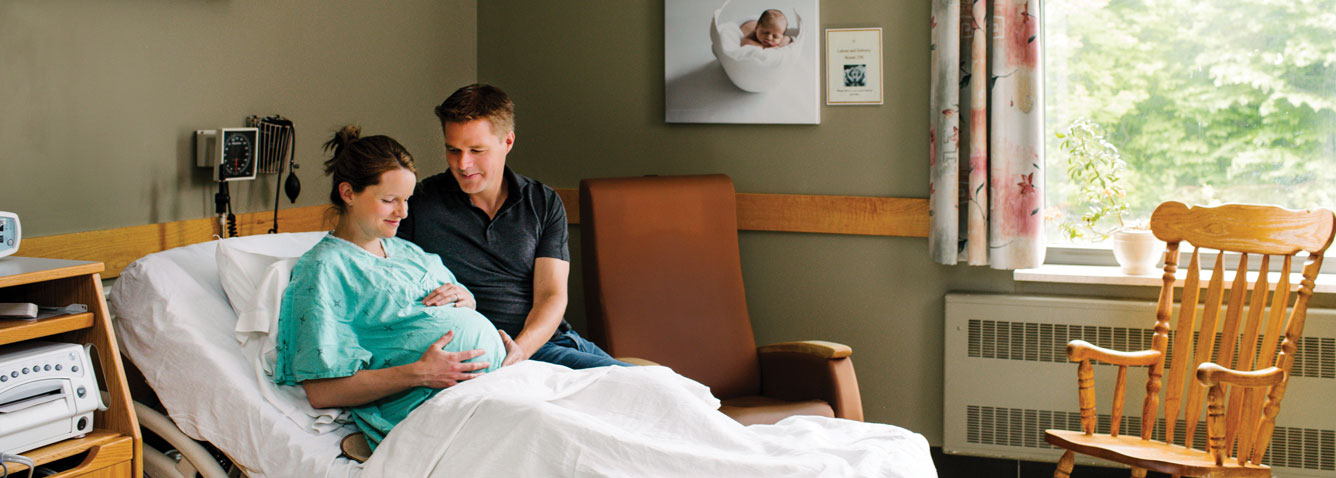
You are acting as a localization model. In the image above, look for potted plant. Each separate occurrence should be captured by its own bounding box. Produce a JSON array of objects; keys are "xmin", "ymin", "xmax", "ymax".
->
[{"xmin": 1055, "ymin": 118, "xmax": 1163, "ymax": 275}]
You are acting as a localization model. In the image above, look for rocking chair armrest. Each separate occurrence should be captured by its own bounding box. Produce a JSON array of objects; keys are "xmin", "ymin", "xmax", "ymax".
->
[
  {"xmin": 1197, "ymin": 363, "xmax": 1285, "ymax": 466},
  {"xmin": 1066, "ymin": 340, "xmax": 1162, "ymax": 366},
  {"xmin": 1195, "ymin": 363, "xmax": 1284, "ymax": 388}
]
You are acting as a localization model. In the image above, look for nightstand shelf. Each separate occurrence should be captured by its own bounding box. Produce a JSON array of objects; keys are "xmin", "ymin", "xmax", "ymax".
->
[
  {"xmin": 0, "ymin": 312, "xmax": 95, "ymax": 346},
  {"xmin": 0, "ymin": 257, "xmax": 141, "ymax": 478},
  {"xmin": 0, "ymin": 431, "xmax": 134, "ymax": 477}
]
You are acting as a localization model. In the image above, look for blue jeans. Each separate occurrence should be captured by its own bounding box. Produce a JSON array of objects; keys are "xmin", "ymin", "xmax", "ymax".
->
[{"xmin": 529, "ymin": 330, "xmax": 630, "ymax": 369}]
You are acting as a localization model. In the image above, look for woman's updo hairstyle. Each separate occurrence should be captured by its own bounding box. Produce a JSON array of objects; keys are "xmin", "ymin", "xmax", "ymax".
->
[{"xmin": 321, "ymin": 125, "xmax": 417, "ymax": 215}]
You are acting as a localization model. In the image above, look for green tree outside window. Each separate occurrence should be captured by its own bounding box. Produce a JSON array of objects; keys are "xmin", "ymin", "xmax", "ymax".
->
[{"xmin": 1044, "ymin": 0, "xmax": 1336, "ymax": 244}]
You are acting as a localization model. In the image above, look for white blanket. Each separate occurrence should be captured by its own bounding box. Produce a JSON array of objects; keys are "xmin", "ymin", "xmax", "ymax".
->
[{"xmin": 362, "ymin": 362, "xmax": 935, "ymax": 478}]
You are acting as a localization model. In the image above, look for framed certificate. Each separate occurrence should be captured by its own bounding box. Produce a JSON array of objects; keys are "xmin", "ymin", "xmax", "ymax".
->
[{"xmin": 825, "ymin": 28, "xmax": 883, "ymax": 105}]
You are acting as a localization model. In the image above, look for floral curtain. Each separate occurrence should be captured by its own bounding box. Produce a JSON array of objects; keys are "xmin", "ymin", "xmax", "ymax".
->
[{"xmin": 929, "ymin": 0, "xmax": 1045, "ymax": 269}]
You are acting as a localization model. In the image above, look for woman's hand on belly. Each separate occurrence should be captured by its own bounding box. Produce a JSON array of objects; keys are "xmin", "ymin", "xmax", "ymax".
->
[
  {"xmin": 301, "ymin": 330, "xmax": 487, "ymax": 408},
  {"xmin": 422, "ymin": 283, "xmax": 476, "ymax": 310},
  {"xmin": 411, "ymin": 330, "xmax": 491, "ymax": 388}
]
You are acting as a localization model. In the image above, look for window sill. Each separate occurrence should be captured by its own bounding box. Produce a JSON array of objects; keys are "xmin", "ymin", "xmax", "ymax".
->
[{"xmin": 1014, "ymin": 264, "xmax": 1336, "ymax": 294}]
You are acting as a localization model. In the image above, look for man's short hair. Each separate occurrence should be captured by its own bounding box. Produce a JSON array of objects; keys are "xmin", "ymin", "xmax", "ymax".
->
[{"xmin": 434, "ymin": 83, "xmax": 516, "ymax": 135}]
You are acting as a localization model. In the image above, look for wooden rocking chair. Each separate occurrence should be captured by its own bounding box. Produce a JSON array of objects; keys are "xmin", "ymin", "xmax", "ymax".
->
[{"xmin": 1046, "ymin": 201, "xmax": 1335, "ymax": 477}]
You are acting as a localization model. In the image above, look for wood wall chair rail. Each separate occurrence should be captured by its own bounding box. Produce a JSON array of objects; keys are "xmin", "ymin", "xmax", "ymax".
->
[
  {"xmin": 21, "ymin": 190, "xmax": 928, "ymax": 278},
  {"xmin": 20, "ymin": 205, "xmax": 334, "ymax": 279},
  {"xmin": 1045, "ymin": 201, "xmax": 1336, "ymax": 478}
]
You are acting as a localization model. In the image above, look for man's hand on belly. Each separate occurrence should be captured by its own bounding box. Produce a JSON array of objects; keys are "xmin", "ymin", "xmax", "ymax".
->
[{"xmin": 499, "ymin": 330, "xmax": 528, "ymax": 367}]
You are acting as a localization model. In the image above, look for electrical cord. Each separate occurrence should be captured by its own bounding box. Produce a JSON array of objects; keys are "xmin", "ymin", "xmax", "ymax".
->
[
  {"xmin": 226, "ymin": 203, "xmax": 238, "ymax": 238},
  {"xmin": 214, "ymin": 181, "xmax": 230, "ymax": 237},
  {"xmin": 0, "ymin": 452, "xmax": 35, "ymax": 478},
  {"xmin": 269, "ymin": 120, "xmax": 296, "ymax": 234},
  {"xmin": 215, "ymin": 181, "xmax": 238, "ymax": 238}
]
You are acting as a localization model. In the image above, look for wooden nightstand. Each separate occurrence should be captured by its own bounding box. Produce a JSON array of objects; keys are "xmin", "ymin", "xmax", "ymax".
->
[{"xmin": 0, "ymin": 257, "xmax": 141, "ymax": 477}]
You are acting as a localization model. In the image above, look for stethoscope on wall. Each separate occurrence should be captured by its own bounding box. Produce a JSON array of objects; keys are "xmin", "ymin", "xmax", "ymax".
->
[{"xmin": 195, "ymin": 116, "xmax": 301, "ymax": 238}]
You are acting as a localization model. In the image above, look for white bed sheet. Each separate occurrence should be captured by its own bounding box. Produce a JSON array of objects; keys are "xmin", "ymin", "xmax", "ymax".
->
[
  {"xmin": 108, "ymin": 239, "xmax": 362, "ymax": 478},
  {"xmin": 363, "ymin": 361, "xmax": 936, "ymax": 477}
]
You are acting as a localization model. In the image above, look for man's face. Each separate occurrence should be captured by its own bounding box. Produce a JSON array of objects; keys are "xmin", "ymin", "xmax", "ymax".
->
[{"xmin": 443, "ymin": 118, "xmax": 513, "ymax": 197}]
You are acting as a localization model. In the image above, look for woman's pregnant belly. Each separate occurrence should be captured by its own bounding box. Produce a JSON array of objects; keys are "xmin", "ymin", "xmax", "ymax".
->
[
  {"xmin": 421, "ymin": 305, "xmax": 506, "ymax": 373},
  {"xmin": 360, "ymin": 303, "xmax": 506, "ymax": 374}
]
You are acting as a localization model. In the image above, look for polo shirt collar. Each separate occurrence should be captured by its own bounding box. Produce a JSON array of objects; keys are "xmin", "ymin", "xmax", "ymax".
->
[{"xmin": 501, "ymin": 166, "xmax": 526, "ymax": 207}]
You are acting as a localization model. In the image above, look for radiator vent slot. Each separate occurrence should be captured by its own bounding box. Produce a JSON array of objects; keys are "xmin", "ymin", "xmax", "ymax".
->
[
  {"xmin": 966, "ymin": 319, "xmax": 1336, "ymax": 379},
  {"xmin": 965, "ymin": 405, "xmax": 1336, "ymax": 471}
]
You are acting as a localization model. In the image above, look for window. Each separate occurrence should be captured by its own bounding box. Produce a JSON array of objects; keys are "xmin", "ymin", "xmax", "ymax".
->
[{"xmin": 1043, "ymin": 0, "xmax": 1336, "ymax": 245}]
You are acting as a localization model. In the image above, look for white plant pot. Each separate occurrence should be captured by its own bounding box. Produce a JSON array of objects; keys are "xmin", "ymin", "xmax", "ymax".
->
[{"xmin": 1112, "ymin": 229, "xmax": 1165, "ymax": 275}]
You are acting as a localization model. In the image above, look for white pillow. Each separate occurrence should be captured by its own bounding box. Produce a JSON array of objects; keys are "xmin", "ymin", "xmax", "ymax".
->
[
  {"xmin": 216, "ymin": 231, "xmax": 326, "ymax": 337},
  {"xmin": 215, "ymin": 232, "xmax": 349, "ymax": 433},
  {"xmin": 243, "ymin": 256, "xmax": 300, "ymax": 346},
  {"xmin": 244, "ymin": 256, "xmax": 349, "ymax": 433}
]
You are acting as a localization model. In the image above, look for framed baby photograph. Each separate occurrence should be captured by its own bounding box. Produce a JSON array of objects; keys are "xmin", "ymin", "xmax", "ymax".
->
[
  {"xmin": 825, "ymin": 28, "xmax": 883, "ymax": 105},
  {"xmin": 665, "ymin": 0, "xmax": 821, "ymax": 124}
]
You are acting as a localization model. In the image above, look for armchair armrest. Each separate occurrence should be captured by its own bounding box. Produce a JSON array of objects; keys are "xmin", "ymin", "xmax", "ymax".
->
[
  {"xmin": 617, "ymin": 357, "xmax": 661, "ymax": 367},
  {"xmin": 757, "ymin": 340, "xmax": 863, "ymax": 421},
  {"xmin": 757, "ymin": 340, "xmax": 851, "ymax": 359},
  {"xmin": 1066, "ymin": 340, "xmax": 1162, "ymax": 366}
]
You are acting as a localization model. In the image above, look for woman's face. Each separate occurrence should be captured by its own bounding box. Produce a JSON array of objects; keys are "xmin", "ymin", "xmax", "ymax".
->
[
  {"xmin": 755, "ymin": 19, "xmax": 787, "ymax": 47},
  {"xmin": 341, "ymin": 167, "xmax": 416, "ymax": 240}
]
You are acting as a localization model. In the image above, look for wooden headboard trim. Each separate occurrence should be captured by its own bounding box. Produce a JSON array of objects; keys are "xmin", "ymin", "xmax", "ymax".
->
[{"xmin": 24, "ymin": 190, "xmax": 928, "ymax": 278}]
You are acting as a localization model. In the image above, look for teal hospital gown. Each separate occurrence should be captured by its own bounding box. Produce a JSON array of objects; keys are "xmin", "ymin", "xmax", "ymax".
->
[{"xmin": 273, "ymin": 235, "xmax": 505, "ymax": 449}]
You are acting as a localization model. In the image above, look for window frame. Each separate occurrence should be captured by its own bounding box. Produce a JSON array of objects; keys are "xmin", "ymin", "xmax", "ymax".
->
[
  {"xmin": 1036, "ymin": 1, "xmax": 1336, "ymax": 277},
  {"xmin": 1042, "ymin": 244, "xmax": 1336, "ymax": 275}
]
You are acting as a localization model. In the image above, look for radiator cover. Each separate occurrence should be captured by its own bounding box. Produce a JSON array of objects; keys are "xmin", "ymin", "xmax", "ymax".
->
[{"xmin": 944, "ymin": 293, "xmax": 1336, "ymax": 476}]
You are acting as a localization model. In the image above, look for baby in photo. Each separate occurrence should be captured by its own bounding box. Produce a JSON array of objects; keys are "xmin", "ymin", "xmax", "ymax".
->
[{"xmin": 739, "ymin": 9, "xmax": 792, "ymax": 48}]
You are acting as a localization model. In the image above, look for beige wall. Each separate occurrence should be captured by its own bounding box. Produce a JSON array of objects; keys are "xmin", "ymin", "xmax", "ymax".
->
[
  {"xmin": 0, "ymin": 0, "xmax": 477, "ymax": 236},
  {"xmin": 478, "ymin": 1, "xmax": 1018, "ymax": 444}
]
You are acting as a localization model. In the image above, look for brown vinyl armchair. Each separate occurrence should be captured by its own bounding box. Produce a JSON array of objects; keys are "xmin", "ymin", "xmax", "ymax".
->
[{"xmin": 578, "ymin": 174, "xmax": 863, "ymax": 425}]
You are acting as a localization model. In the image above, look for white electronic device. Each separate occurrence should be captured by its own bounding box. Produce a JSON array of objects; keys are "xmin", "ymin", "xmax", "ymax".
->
[
  {"xmin": 0, "ymin": 342, "xmax": 101, "ymax": 455},
  {"xmin": 0, "ymin": 211, "xmax": 19, "ymax": 259},
  {"xmin": 195, "ymin": 128, "xmax": 259, "ymax": 182}
]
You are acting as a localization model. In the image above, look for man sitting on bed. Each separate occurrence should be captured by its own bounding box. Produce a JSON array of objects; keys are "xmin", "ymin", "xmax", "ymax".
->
[{"xmin": 397, "ymin": 83, "xmax": 627, "ymax": 372}]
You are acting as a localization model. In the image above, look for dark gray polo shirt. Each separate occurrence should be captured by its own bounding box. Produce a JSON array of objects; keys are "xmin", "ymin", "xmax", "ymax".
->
[{"xmin": 397, "ymin": 167, "xmax": 571, "ymax": 340}]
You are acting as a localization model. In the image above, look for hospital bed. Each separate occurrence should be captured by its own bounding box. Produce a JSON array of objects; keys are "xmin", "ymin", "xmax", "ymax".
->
[
  {"xmin": 107, "ymin": 232, "xmax": 360, "ymax": 478},
  {"xmin": 105, "ymin": 231, "xmax": 936, "ymax": 477}
]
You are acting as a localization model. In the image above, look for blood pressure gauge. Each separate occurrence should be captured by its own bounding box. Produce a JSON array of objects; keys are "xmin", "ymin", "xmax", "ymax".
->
[
  {"xmin": 195, "ymin": 128, "xmax": 259, "ymax": 181},
  {"xmin": 0, "ymin": 212, "xmax": 19, "ymax": 259}
]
